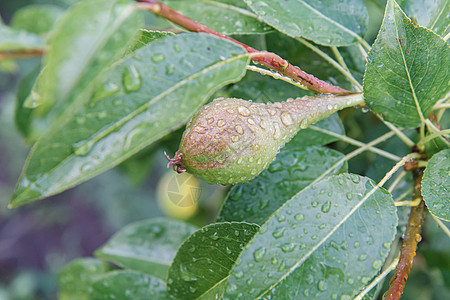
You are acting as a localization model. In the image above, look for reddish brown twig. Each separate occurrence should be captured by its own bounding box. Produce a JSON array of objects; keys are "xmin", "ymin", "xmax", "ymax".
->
[
  {"xmin": 136, "ymin": 0, "xmax": 353, "ymax": 95},
  {"xmin": 385, "ymin": 168, "xmax": 427, "ymax": 300},
  {"xmin": 0, "ymin": 49, "xmax": 45, "ymax": 60}
]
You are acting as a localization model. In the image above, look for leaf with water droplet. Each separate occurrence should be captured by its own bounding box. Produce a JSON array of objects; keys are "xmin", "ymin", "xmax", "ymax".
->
[
  {"xmin": 223, "ymin": 174, "xmax": 397, "ymax": 299},
  {"xmin": 162, "ymin": 0, "xmax": 272, "ymax": 35},
  {"xmin": 90, "ymin": 270, "xmax": 170, "ymax": 299},
  {"xmin": 363, "ymin": 0, "xmax": 450, "ymax": 127},
  {"xmin": 167, "ymin": 222, "xmax": 259, "ymax": 300},
  {"xmin": 95, "ymin": 218, "xmax": 197, "ymax": 281},
  {"xmin": 10, "ymin": 33, "xmax": 248, "ymax": 206},
  {"xmin": 421, "ymin": 149, "xmax": 450, "ymax": 221},
  {"xmin": 218, "ymin": 146, "xmax": 347, "ymax": 224},
  {"xmin": 243, "ymin": 0, "xmax": 367, "ymax": 46}
]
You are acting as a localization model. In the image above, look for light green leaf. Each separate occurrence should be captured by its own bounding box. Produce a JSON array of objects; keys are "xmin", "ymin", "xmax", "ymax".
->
[
  {"xmin": 218, "ymin": 146, "xmax": 347, "ymax": 224},
  {"xmin": 363, "ymin": 0, "xmax": 450, "ymax": 127},
  {"xmin": 399, "ymin": 0, "xmax": 449, "ymax": 36},
  {"xmin": 0, "ymin": 23, "xmax": 44, "ymax": 51},
  {"xmin": 10, "ymin": 33, "xmax": 249, "ymax": 207},
  {"xmin": 162, "ymin": 0, "xmax": 271, "ymax": 35},
  {"xmin": 224, "ymin": 174, "xmax": 397, "ymax": 299},
  {"xmin": 167, "ymin": 222, "xmax": 259, "ymax": 300},
  {"xmin": 15, "ymin": 66, "xmax": 40, "ymax": 139},
  {"xmin": 422, "ymin": 149, "xmax": 450, "ymax": 221},
  {"xmin": 243, "ymin": 0, "xmax": 368, "ymax": 46},
  {"xmin": 10, "ymin": 4, "xmax": 64, "ymax": 35},
  {"xmin": 95, "ymin": 218, "xmax": 197, "ymax": 280},
  {"xmin": 90, "ymin": 271, "xmax": 170, "ymax": 299},
  {"xmin": 26, "ymin": 0, "xmax": 142, "ymax": 116},
  {"xmin": 58, "ymin": 258, "xmax": 111, "ymax": 300}
]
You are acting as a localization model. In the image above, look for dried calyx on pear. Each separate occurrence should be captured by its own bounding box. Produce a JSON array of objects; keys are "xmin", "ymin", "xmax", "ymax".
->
[{"xmin": 166, "ymin": 94, "xmax": 362, "ymax": 185}]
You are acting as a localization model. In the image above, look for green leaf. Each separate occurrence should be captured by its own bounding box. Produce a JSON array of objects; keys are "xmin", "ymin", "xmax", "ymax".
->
[
  {"xmin": 218, "ymin": 146, "xmax": 347, "ymax": 224},
  {"xmin": 26, "ymin": 0, "xmax": 142, "ymax": 117},
  {"xmin": 162, "ymin": 0, "xmax": 271, "ymax": 35},
  {"xmin": 167, "ymin": 222, "xmax": 259, "ymax": 300},
  {"xmin": 90, "ymin": 270, "xmax": 170, "ymax": 299},
  {"xmin": 224, "ymin": 174, "xmax": 397, "ymax": 299},
  {"xmin": 399, "ymin": 0, "xmax": 449, "ymax": 36},
  {"xmin": 10, "ymin": 4, "xmax": 64, "ymax": 35},
  {"xmin": 95, "ymin": 218, "xmax": 197, "ymax": 280},
  {"xmin": 243, "ymin": 0, "xmax": 368, "ymax": 46},
  {"xmin": 15, "ymin": 66, "xmax": 41, "ymax": 139},
  {"xmin": 363, "ymin": 0, "xmax": 450, "ymax": 128},
  {"xmin": 58, "ymin": 258, "xmax": 112, "ymax": 300},
  {"xmin": 422, "ymin": 149, "xmax": 450, "ymax": 221},
  {"xmin": 10, "ymin": 33, "xmax": 249, "ymax": 207},
  {"xmin": 129, "ymin": 30, "xmax": 174, "ymax": 52},
  {"xmin": 0, "ymin": 23, "xmax": 44, "ymax": 51}
]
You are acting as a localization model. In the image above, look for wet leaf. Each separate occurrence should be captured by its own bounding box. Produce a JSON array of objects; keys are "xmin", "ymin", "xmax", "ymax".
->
[
  {"xmin": 95, "ymin": 218, "xmax": 197, "ymax": 280},
  {"xmin": 0, "ymin": 23, "xmax": 44, "ymax": 51},
  {"xmin": 363, "ymin": 0, "xmax": 450, "ymax": 127},
  {"xmin": 399, "ymin": 0, "xmax": 449, "ymax": 36},
  {"xmin": 10, "ymin": 33, "xmax": 249, "ymax": 207},
  {"xmin": 25, "ymin": 0, "xmax": 142, "ymax": 121},
  {"xmin": 58, "ymin": 258, "xmax": 112, "ymax": 300},
  {"xmin": 422, "ymin": 149, "xmax": 450, "ymax": 221},
  {"xmin": 90, "ymin": 270, "xmax": 170, "ymax": 299},
  {"xmin": 167, "ymin": 222, "xmax": 259, "ymax": 300},
  {"xmin": 10, "ymin": 4, "xmax": 64, "ymax": 35},
  {"xmin": 218, "ymin": 146, "xmax": 347, "ymax": 224},
  {"xmin": 162, "ymin": 0, "xmax": 272, "ymax": 35},
  {"xmin": 243, "ymin": 0, "xmax": 368, "ymax": 46},
  {"xmin": 224, "ymin": 174, "xmax": 397, "ymax": 299}
]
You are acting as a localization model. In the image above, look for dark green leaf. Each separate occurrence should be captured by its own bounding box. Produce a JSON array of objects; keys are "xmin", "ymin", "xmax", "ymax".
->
[
  {"xmin": 399, "ymin": 0, "xmax": 449, "ymax": 36},
  {"xmin": 167, "ymin": 222, "xmax": 259, "ymax": 300},
  {"xmin": 58, "ymin": 258, "xmax": 111, "ymax": 300},
  {"xmin": 363, "ymin": 0, "xmax": 450, "ymax": 127},
  {"xmin": 224, "ymin": 174, "xmax": 397, "ymax": 299},
  {"xmin": 162, "ymin": 0, "xmax": 271, "ymax": 35},
  {"xmin": 243, "ymin": 0, "xmax": 368, "ymax": 46},
  {"xmin": 128, "ymin": 29, "xmax": 175, "ymax": 53},
  {"xmin": 0, "ymin": 23, "xmax": 44, "ymax": 51},
  {"xmin": 90, "ymin": 270, "xmax": 170, "ymax": 300},
  {"xmin": 422, "ymin": 149, "xmax": 450, "ymax": 221},
  {"xmin": 218, "ymin": 146, "xmax": 347, "ymax": 224},
  {"xmin": 10, "ymin": 33, "xmax": 249, "ymax": 207},
  {"xmin": 10, "ymin": 4, "xmax": 64, "ymax": 35},
  {"xmin": 25, "ymin": 0, "xmax": 142, "ymax": 118},
  {"xmin": 95, "ymin": 218, "xmax": 197, "ymax": 280}
]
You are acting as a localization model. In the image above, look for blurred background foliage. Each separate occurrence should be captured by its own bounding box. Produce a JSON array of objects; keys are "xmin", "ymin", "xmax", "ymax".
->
[{"xmin": 0, "ymin": 0, "xmax": 448, "ymax": 299}]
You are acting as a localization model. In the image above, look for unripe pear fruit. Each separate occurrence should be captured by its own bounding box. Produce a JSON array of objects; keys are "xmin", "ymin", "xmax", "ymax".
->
[{"xmin": 167, "ymin": 94, "xmax": 363, "ymax": 184}]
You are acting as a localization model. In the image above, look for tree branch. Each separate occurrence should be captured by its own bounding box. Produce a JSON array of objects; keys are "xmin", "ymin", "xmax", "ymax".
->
[
  {"xmin": 0, "ymin": 49, "xmax": 44, "ymax": 60},
  {"xmin": 384, "ymin": 167, "xmax": 427, "ymax": 300},
  {"xmin": 136, "ymin": 0, "xmax": 353, "ymax": 95}
]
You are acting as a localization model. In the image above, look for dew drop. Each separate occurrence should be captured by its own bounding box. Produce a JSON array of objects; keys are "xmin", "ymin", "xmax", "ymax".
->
[
  {"xmin": 280, "ymin": 242, "xmax": 296, "ymax": 253},
  {"xmin": 247, "ymin": 118, "xmax": 256, "ymax": 125},
  {"xmin": 358, "ymin": 253, "xmax": 367, "ymax": 261},
  {"xmin": 294, "ymin": 213, "xmax": 304, "ymax": 221},
  {"xmin": 72, "ymin": 140, "xmax": 96, "ymax": 156},
  {"xmin": 165, "ymin": 64, "xmax": 175, "ymax": 75},
  {"xmin": 189, "ymin": 287, "xmax": 197, "ymax": 293},
  {"xmin": 300, "ymin": 119, "xmax": 308, "ymax": 129},
  {"xmin": 235, "ymin": 125, "xmax": 244, "ymax": 134},
  {"xmin": 231, "ymin": 135, "xmax": 239, "ymax": 142},
  {"xmin": 24, "ymin": 90, "xmax": 41, "ymax": 108},
  {"xmin": 317, "ymin": 280, "xmax": 327, "ymax": 292},
  {"xmin": 237, "ymin": 106, "xmax": 251, "ymax": 116},
  {"xmin": 321, "ymin": 201, "xmax": 331, "ymax": 213},
  {"xmin": 354, "ymin": 241, "xmax": 360, "ymax": 248},
  {"xmin": 272, "ymin": 227, "xmax": 286, "ymax": 239},
  {"xmin": 253, "ymin": 247, "xmax": 266, "ymax": 262},
  {"xmin": 347, "ymin": 278, "xmax": 354, "ymax": 284},
  {"xmin": 346, "ymin": 192, "xmax": 353, "ymax": 200},
  {"xmin": 280, "ymin": 112, "xmax": 293, "ymax": 126},
  {"xmin": 210, "ymin": 233, "xmax": 219, "ymax": 240},
  {"xmin": 311, "ymin": 201, "xmax": 319, "ymax": 208},
  {"xmin": 206, "ymin": 117, "xmax": 214, "ymax": 125},
  {"xmin": 91, "ymin": 82, "xmax": 120, "ymax": 103},
  {"xmin": 217, "ymin": 119, "xmax": 226, "ymax": 127},
  {"xmin": 151, "ymin": 53, "xmax": 165, "ymax": 62},
  {"xmin": 372, "ymin": 260, "xmax": 382, "ymax": 270},
  {"xmin": 122, "ymin": 65, "xmax": 141, "ymax": 93}
]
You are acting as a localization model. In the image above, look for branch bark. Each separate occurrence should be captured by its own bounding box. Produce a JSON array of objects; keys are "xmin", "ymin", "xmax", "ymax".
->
[
  {"xmin": 136, "ymin": 0, "xmax": 353, "ymax": 95},
  {"xmin": 0, "ymin": 49, "xmax": 45, "ymax": 60},
  {"xmin": 384, "ymin": 168, "xmax": 427, "ymax": 300}
]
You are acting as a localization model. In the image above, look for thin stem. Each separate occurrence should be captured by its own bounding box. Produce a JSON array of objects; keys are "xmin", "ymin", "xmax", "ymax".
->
[
  {"xmin": 444, "ymin": 31, "xmax": 450, "ymax": 42},
  {"xmin": 395, "ymin": 197, "xmax": 421, "ymax": 207},
  {"xmin": 376, "ymin": 115, "xmax": 415, "ymax": 148},
  {"xmin": 433, "ymin": 103, "xmax": 450, "ymax": 109},
  {"xmin": 385, "ymin": 168, "xmax": 427, "ymax": 300},
  {"xmin": 311, "ymin": 131, "xmax": 397, "ymax": 185},
  {"xmin": 430, "ymin": 214, "xmax": 450, "ymax": 238},
  {"xmin": 297, "ymin": 37, "xmax": 363, "ymax": 91},
  {"xmin": 330, "ymin": 46, "xmax": 350, "ymax": 72},
  {"xmin": 358, "ymin": 43, "xmax": 368, "ymax": 60},
  {"xmin": 246, "ymin": 65, "xmax": 309, "ymax": 90},
  {"xmin": 0, "ymin": 49, "xmax": 45, "ymax": 60},
  {"xmin": 354, "ymin": 257, "xmax": 400, "ymax": 300},
  {"xmin": 418, "ymin": 128, "xmax": 450, "ymax": 148},
  {"xmin": 359, "ymin": 38, "xmax": 372, "ymax": 52},
  {"xmin": 136, "ymin": 0, "xmax": 352, "ymax": 95},
  {"xmin": 388, "ymin": 171, "xmax": 408, "ymax": 193},
  {"xmin": 425, "ymin": 119, "xmax": 445, "ymax": 134},
  {"xmin": 309, "ymin": 125, "xmax": 401, "ymax": 161},
  {"xmin": 378, "ymin": 153, "xmax": 421, "ymax": 187}
]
